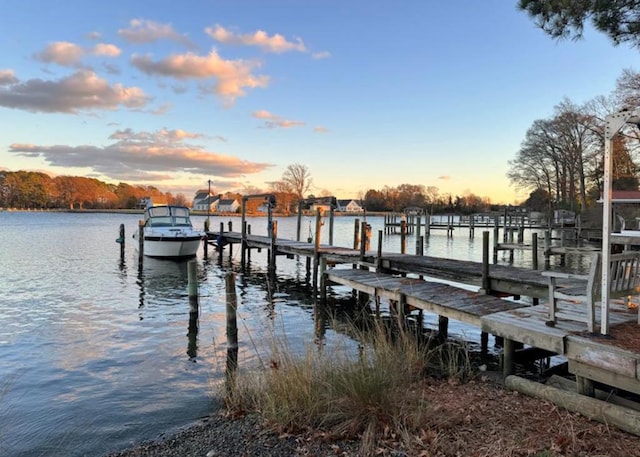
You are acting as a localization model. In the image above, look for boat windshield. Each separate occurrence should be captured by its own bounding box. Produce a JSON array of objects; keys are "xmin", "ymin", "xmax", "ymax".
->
[{"xmin": 146, "ymin": 206, "xmax": 193, "ymax": 227}]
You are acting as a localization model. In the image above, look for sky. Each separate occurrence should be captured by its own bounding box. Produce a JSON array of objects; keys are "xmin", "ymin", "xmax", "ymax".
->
[{"xmin": 1, "ymin": 1, "xmax": 640, "ymax": 204}]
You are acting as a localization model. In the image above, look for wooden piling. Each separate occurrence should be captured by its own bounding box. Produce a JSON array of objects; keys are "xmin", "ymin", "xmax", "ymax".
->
[
  {"xmin": 312, "ymin": 209, "xmax": 322, "ymax": 292},
  {"xmin": 187, "ymin": 259, "xmax": 199, "ymax": 359},
  {"xmin": 415, "ymin": 214, "xmax": 422, "ymax": 255},
  {"xmin": 503, "ymin": 338, "xmax": 515, "ymax": 377},
  {"xmin": 137, "ymin": 219, "xmax": 144, "ymax": 269},
  {"xmin": 481, "ymin": 231, "xmax": 490, "ymax": 294},
  {"xmin": 400, "ymin": 220, "xmax": 407, "ymax": 254},
  {"xmin": 117, "ymin": 223, "xmax": 125, "ymax": 259},
  {"xmin": 225, "ymin": 271, "xmax": 238, "ymax": 395},
  {"xmin": 532, "ymin": 232, "xmax": 539, "ymax": 306},
  {"xmin": 269, "ymin": 220, "xmax": 277, "ymax": 275}
]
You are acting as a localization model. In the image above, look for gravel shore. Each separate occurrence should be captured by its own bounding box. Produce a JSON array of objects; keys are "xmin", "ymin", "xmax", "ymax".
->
[{"xmin": 104, "ymin": 409, "xmax": 361, "ymax": 457}]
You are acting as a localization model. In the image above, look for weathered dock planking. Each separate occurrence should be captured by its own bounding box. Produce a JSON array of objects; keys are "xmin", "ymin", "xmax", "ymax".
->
[
  {"xmin": 325, "ymin": 268, "xmax": 524, "ymax": 328},
  {"xmin": 211, "ymin": 227, "xmax": 640, "ymax": 400},
  {"xmin": 211, "ymin": 230, "xmax": 577, "ymax": 299}
]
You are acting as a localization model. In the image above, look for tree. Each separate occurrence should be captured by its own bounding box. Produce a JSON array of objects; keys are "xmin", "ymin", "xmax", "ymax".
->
[
  {"xmin": 518, "ymin": 0, "xmax": 640, "ymax": 48},
  {"xmin": 282, "ymin": 163, "xmax": 312, "ymax": 200}
]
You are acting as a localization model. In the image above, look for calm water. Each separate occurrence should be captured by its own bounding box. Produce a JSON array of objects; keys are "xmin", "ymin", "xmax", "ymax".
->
[{"xmin": 0, "ymin": 211, "xmax": 582, "ymax": 456}]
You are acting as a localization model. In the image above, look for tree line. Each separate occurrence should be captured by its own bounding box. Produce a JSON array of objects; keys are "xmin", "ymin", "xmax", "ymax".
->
[{"xmin": 0, "ymin": 170, "xmax": 188, "ymax": 210}]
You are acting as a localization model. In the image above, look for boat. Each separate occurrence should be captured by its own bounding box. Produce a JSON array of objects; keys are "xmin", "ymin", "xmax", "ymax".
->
[{"xmin": 133, "ymin": 204, "xmax": 205, "ymax": 258}]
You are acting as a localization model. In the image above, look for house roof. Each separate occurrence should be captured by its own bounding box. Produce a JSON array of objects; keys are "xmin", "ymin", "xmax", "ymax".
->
[{"xmin": 218, "ymin": 199, "xmax": 238, "ymax": 205}]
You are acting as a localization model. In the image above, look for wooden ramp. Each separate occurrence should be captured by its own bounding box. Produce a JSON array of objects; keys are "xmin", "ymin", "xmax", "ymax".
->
[{"xmin": 325, "ymin": 268, "xmax": 527, "ymax": 327}]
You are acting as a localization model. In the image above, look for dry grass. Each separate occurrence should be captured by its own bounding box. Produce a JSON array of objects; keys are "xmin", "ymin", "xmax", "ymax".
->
[{"xmin": 223, "ymin": 321, "xmax": 473, "ymax": 455}]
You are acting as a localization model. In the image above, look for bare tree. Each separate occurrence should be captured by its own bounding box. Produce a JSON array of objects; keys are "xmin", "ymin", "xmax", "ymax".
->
[{"xmin": 282, "ymin": 163, "xmax": 312, "ymax": 200}]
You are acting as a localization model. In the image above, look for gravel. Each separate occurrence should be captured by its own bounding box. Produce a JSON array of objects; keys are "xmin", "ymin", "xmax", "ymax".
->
[{"xmin": 103, "ymin": 409, "xmax": 361, "ymax": 457}]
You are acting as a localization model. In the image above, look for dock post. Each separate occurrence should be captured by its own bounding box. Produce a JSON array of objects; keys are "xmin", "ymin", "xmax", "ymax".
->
[
  {"xmin": 576, "ymin": 375, "xmax": 595, "ymax": 397},
  {"xmin": 503, "ymin": 207, "xmax": 508, "ymax": 242},
  {"xmin": 415, "ymin": 214, "xmax": 422, "ymax": 255},
  {"xmin": 218, "ymin": 222, "xmax": 224, "ymax": 266},
  {"xmin": 247, "ymin": 224, "xmax": 252, "ymax": 264},
  {"xmin": 480, "ymin": 331, "xmax": 488, "ymax": 356},
  {"xmin": 400, "ymin": 220, "xmax": 407, "ymax": 254},
  {"xmin": 137, "ymin": 219, "xmax": 144, "ymax": 269},
  {"xmin": 438, "ymin": 316, "xmax": 449, "ymax": 342},
  {"xmin": 226, "ymin": 221, "xmax": 233, "ymax": 260},
  {"xmin": 268, "ymin": 220, "xmax": 277, "ymax": 277},
  {"xmin": 503, "ymin": 338, "xmax": 515, "ymax": 377},
  {"xmin": 306, "ymin": 236, "xmax": 312, "ymax": 282},
  {"xmin": 240, "ymin": 198, "xmax": 247, "ymax": 268},
  {"xmin": 353, "ymin": 218, "xmax": 360, "ymax": 269},
  {"xmin": 117, "ymin": 223, "xmax": 125, "ymax": 260},
  {"xmin": 313, "ymin": 208, "xmax": 322, "ymax": 293},
  {"xmin": 296, "ymin": 201, "xmax": 303, "ymax": 241},
  {"xmin": 469, "ymin": 215, "xmax": 475, "ymax": 238},
  {"xmin": 188, "ymin": 259, "xmax": 199, "ymax": 305},
  {"xmin": 493, "ymin": 218, "xmax": 499, "ymax": 263},
  {"xmin": 320, "ymin": 256, "xmax": 328, "ymax": 304},
  {"xmin": 203, "ymin": 219, "xmax": 209, "ymax": 258},
  {"xmin": 376, "ymin": 230, "xmax": 383, "ymax": 272},
  {"xmin": 187, "ymin": 259, "xmax": 199, "ymax": 359},
  {"xmin": 225, "ymin": 272, "xmax": 238, "ymax": 397},
  {"xmin": 544, "ymin": 232, "xmax": 551, "ymax": 269},
  {"xmin": 481, "ymin": 231, "xmax": 490, "ymax": 294},
  {"xmin": 532, "ymin": 232, "xmax": 539, "ymax": 306},
  {"xmin": 329, "ymin": 207, "xmax": 334, "ymax": 245}
]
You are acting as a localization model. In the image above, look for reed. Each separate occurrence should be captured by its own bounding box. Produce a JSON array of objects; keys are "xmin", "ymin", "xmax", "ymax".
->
[{"xmin": 223, "ymin": 319, "xmax": 474, "ymax": 454}]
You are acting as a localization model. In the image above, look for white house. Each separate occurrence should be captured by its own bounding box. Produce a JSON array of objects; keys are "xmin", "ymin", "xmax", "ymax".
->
[
  {"xmin": 217, "ymin": 198, "xmax": 240, "ymax": 213},
  {"xmin": 336, "ymin": 199, "xmax": 363, "ymax": 212},
  {"xmin": 192, "ymin": 190, "xmax": 219, "ymax": 212}
]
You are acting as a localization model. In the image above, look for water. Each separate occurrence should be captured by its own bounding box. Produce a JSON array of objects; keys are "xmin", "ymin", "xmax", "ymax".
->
[{"xmin": 0, "ymin": 211, "xmax": 586, "ymax": 456}]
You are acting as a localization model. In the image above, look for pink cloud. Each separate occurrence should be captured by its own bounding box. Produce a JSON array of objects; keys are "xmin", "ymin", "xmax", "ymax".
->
[
  {"xmin": 205, "ymin": 25, "xmax": 307, "ymax": 53},
  {"xmin": 131, "ymin": 50, "xmax": 268, "ymax": 105}
]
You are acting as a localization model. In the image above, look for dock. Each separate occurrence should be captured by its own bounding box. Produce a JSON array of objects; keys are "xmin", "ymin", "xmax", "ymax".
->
[{"xmin": 209, "ymin": 226, "xmax": 640, "ymax": 402}]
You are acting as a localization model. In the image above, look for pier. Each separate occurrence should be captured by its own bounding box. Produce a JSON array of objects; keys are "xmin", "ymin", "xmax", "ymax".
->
[{"xmin": 208, "ymin": 221, "xmax": 640, "ymax": 406}]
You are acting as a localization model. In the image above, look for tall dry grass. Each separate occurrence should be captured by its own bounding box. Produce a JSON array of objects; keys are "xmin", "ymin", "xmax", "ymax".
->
[{"xmin": 223, "ymin": 319, "xmax": 472, "ymax": 454}]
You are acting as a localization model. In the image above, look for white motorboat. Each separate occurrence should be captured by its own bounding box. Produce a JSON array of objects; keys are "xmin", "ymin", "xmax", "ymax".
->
[{"xmin": 134, "ymin": 205, "xmax": 205, "ymax": 258}]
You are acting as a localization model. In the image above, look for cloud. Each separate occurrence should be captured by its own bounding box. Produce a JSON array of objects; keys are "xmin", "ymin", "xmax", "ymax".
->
[
  {"xmin": 35, "ymin": 42, "xmax": 84, "ymax": 66},
  {"xmin": 0, "ymin": 70, "xmax": 18, "ymax": 85},
  {"xmin": 205, "ymin": 24, "xmax": 307, "ymax": 53},
  {"xmin": 0, "ymin": 69, "xmax": 149, "ymax": 113},
  {"xmin": 438, "ymin": 176, "xmax": 451, "ymax": 180},
  {"xmin": 252, "ymin": 109, "xmax": 305, "ymax": 129},
  {"xmin": 312, "ymin": 51, "xmax": 331, "ymax": 60},
  {"xmin": 34, "ymin": 41, "xmax": 122, "ymax": 66},
  {"xmin": 9, "ymin": 128, "xmax": 273, "ymax": 181},
  {"xmin": 131, "ymin": 50, "xmax": 268, "ymax": 105},
  {"xmin": 92, "ymin": 43, "xmax": 121, "ymax": 57},
  {"xmin": 118, "ymin": 19, "xmax": 194, "ymax": 48},
  {"xmin": 313, "ymin": 126, "xmax": 329, "ymax": 133}
]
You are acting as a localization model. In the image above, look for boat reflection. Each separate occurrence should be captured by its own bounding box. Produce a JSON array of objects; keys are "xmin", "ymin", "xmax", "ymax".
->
[{"xmin": 135, "ymin": 257, "xmax": 200, "ymax": 360}]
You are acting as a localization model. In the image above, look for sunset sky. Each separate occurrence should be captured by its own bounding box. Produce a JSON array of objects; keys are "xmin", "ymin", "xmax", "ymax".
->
[{"xmin": 1, "ymin": 1, "xmax": 639, "ymax": 204}]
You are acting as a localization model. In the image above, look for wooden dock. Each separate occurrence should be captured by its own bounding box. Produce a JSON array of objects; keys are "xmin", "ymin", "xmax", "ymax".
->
[{"xmin": 210, "ymin": 228, "xmax": 640, "ymax": 400}]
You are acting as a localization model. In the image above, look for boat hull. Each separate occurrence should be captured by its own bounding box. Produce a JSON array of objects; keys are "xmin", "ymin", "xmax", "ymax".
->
[{"xmin": 141, "ymin": 235, "xmax": 203, "ymax": 258}]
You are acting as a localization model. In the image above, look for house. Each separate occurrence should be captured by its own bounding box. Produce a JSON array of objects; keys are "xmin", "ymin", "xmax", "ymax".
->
[
  {"xmin": 336, "ymin": 199, "xmax": 363, "ymax": 212},
  {"xmin": 192, "ymin": 190, "xmax": 212, "ymax": 210},
  {"xmin": 193, "ymin": 190, "xmax": 222, "ymax": 212},
  {"xmin": 217, "ymin": 198, "xmax": 240, "ymax": 213}
]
